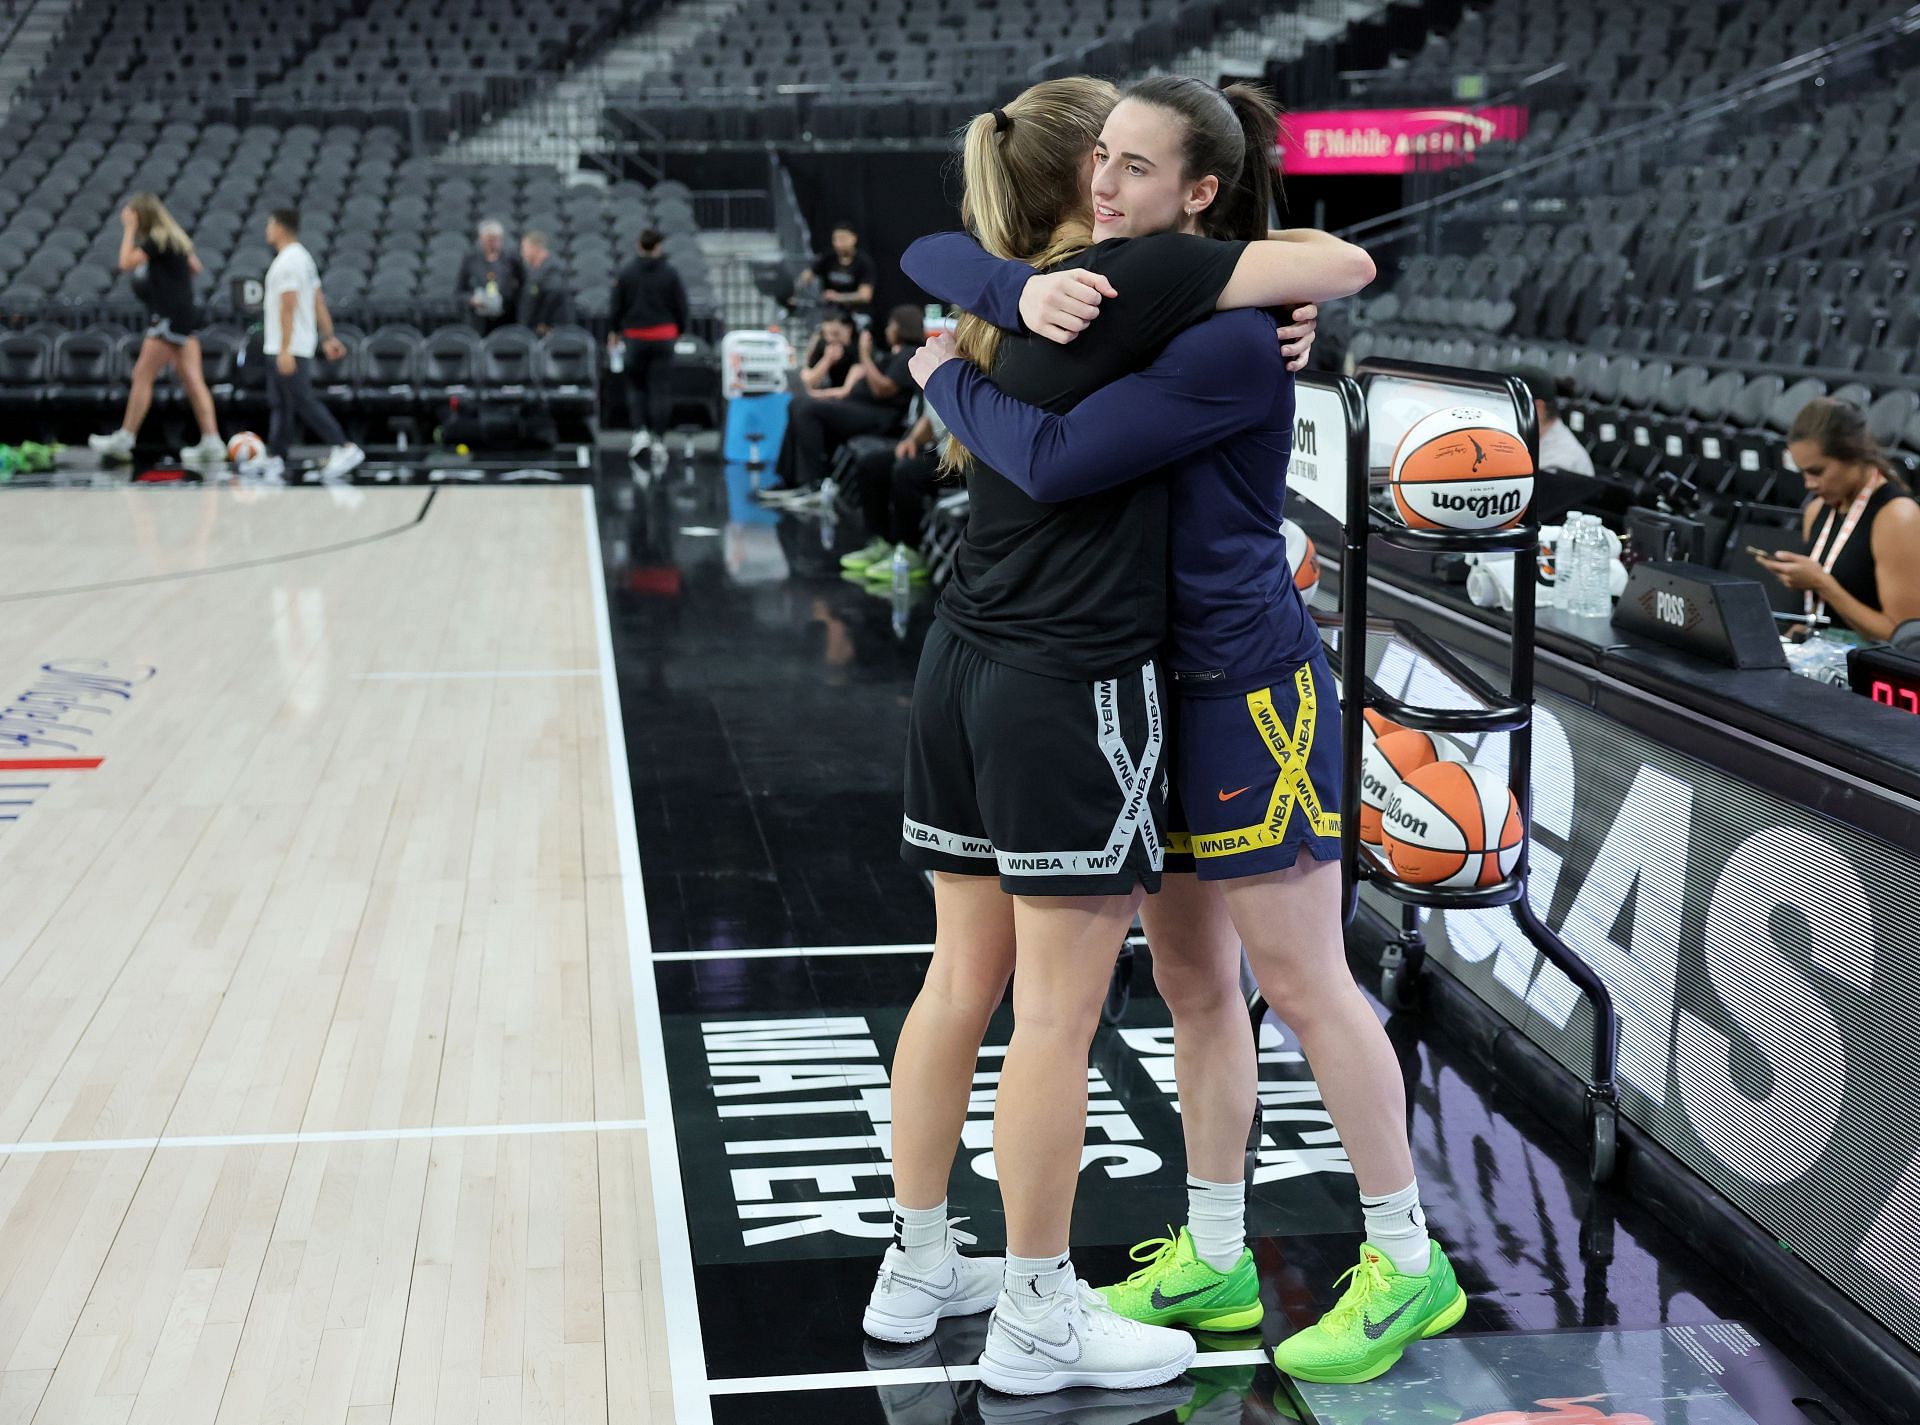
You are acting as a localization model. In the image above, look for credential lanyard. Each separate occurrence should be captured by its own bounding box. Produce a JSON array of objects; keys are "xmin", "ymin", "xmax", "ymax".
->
[{"xmin": 1804, "ymin": 474, "xmax": 1883, "ymax": 624}]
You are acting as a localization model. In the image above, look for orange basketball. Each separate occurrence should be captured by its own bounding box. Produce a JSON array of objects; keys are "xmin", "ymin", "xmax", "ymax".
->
[
  {"xmin": 1358, "ymin": 708, "xmax": 1405, "ymax": 783},
  {"xmin": 1390, "ymin": 407, "xmax": 1534, "ymax": 531},
  {"xmin": 1360, "ymin": 728, "xmax": 1464, "ymax": 846},
  {"xmin": 1381, "ymin": 760, "xmax": 1524, "ymax": 888},
  {"xmin": 1282, "ymin": 518, "xmax": 1320, "ymax": 603}
]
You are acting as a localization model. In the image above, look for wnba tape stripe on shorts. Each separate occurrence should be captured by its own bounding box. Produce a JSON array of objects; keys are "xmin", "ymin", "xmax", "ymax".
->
[
  {"xmin": 1187, "ymin": 664, "xmax": 1341, "ymax": 859},
  {"xmin": 901, "ymin": 816, "xmax": 994, "ymax": 859}
]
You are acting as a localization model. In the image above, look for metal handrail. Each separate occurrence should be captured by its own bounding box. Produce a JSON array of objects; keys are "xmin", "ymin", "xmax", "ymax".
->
[
  {"xmin": 1337, "ymin": 6, "xmax": 1920, "ymax": 247},
  {"xmin": 1691, "ymin": 165, "xmax": 1920, "ymax": 291}
]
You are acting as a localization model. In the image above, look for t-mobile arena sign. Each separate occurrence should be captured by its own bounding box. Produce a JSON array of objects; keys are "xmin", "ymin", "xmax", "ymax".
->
[{"xmin": 1278, "ymin": 107, "xmax": 1529, "ymax": 174}]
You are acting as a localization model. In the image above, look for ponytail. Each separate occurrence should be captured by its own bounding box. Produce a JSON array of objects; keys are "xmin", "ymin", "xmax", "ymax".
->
[{"xmin": 942, "ymin": 76, "xmax": 1117, "ymax": 474}]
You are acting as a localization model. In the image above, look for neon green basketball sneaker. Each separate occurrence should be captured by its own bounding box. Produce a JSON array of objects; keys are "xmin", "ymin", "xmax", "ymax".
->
[
  {"xmin": 1271, "ymin": 1241, "xmax": 1467, "ymax": 1384},
  {"xmin": 1097, "ymin": 1227, "xmax": 1264, "ymax": 1332}
]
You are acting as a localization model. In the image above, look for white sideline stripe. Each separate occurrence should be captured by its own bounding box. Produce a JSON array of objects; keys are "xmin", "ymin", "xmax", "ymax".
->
[
  {"xmin": 0, "ymin": 1118, "xmax": 648, "ymax": 1156},
  {"xmin": 706, "ymin": 1367, "xmax": 951, "ymax": 1395},
  {"xmin": 654, "ymin": 943, "xmax": 934, "ymax": 961},
  {"xmin": 356, "ymin": 668, "xmax": 600, "ymax": 680},
  {"xmin": 586, "ymin": 486, "xmax": 714, "ymax": 1425},
  {"xmin": 704, "ymin": 1348, "xmax": 1271, "ymax": 1394}
]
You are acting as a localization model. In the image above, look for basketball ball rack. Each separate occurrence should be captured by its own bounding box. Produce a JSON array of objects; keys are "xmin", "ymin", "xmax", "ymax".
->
[{"xmin": 1254, "ymin": 363, "xmax": 1622, "ymax": 1186}]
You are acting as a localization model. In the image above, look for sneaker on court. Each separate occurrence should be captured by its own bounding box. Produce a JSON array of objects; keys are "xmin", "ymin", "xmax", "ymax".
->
[
  {"xmin": 628, "ymin": 428, "xmax": 652, "ymax": 458},
  {"xmin": 180, "ymin": 434, "xmax": 227, "ymax": 468},
  {"xmin": 863, "ymin": 544, "xmax": 929, "ymax": 584},
  {"xmin": 244, "ymin": 455, "xmax": 287, "ymax": 484},
  {"xmin": 88, "ymin": 429, "xmax": 135, "ymax": 464},
  {"xmin": 1098, "ymin": 1228, "xmax": 1262, "ymax": 1332},
  {"xmin": 863, "ymin": 1241, "xmax": 1003, "ymax": 1344},
  {"xmin": 318, "ymin": 443, "xmax": 365, "ymax": 481},
  {"xmin": 979, "ymin": 1279, "xmax": 1196, "ymax": 1396},
  {"xmin": 840, "ymin": 537, "xmax": 893, "ymax": 573},
  {"xmin": 977, "ymin": 1381, "xmax": 1195, "ymax": 1423},
  {"xmin": 1270, "ymin": 1241, "xmax": 1465, "ymax": 1384}
]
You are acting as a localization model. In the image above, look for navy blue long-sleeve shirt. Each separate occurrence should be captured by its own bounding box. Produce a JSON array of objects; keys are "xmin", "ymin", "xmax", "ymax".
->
[{"xmin": 909, "ymin": 232, "xmax": 1318, "ymax": 695}]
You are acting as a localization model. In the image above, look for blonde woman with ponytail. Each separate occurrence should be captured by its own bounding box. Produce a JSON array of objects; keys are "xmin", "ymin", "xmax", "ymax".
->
[
  {"xmin": 908, "ymin": 73, "xmax": 1469, "ymax": 1389},
  {"xmin": 88, "ymin": 194, "xmax": 226, "ymax": 469},
  {"xmin": 865, "ymin": 74, "xmax": 1371, "ymax": 1398}
]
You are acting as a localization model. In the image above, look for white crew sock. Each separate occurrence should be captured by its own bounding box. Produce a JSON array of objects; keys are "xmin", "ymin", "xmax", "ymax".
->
[
  {"xmin": 1002, "ymin": 1251, "xmax": 1074, "ymax": 1315},
  {"xmin": 1359, "ymin": 1179, "xmax": 1432, "ymax": 1276},
  {"xmin": 1186, "ymin": 1174, "xmax": 1248, "ymax": 1271},
  {"xmin": 892, "ymin": 1200, "xmax": 952, "ymax": 1271}
]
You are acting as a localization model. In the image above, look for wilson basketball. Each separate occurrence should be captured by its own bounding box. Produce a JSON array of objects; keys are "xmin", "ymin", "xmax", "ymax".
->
[
  {"xmin": 1389, "ymin": 407, "xmax": 1534, "ymax": 531},
  {"xmin": 227, "ymin": 431, "xmax": 265, "ymax": 465},
  {"xmin": 1381, "ymin": 760, "xmax": 1525, "ymax": 888},
  {"xmin": 1360, "ymin": 708, "xmax": 1405, "ymax": 775},
  {"xmin": 1360, "ymin": 728, "xmax": 1464, "ymax": 846},
  {"xmin": 1282, "ymin": 518, "xmax": 1320, "ymax": 604}
]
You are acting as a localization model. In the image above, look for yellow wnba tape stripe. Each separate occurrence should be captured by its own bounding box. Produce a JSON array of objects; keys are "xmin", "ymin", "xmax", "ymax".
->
[{"xmin": 1195, "ymin": 665, "xmax": 1340, "ymax": 858}]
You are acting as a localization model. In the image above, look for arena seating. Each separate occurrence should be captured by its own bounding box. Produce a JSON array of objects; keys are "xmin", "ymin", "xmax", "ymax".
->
[
  {"xmin": 20, "ymin": 0, "xmax": 654, "ymax": 141},
  {"xmin": 609, "ymin": 0, "xmax": 1270, "ymax": 141},
  {"xmin": 0, "ymin": 103, "xmax": 717, "ymax": 335},
  {"xmin": 1335, "ymin": 0, "xmax": 1920, "ymax": 580},
  {"xmin": 0, "ymin": 323, "xmax": 603, "ymax": 445}
]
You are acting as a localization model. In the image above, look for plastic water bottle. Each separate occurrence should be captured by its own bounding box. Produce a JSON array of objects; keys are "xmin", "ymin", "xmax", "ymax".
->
[
  {"xmin": 608, "ymin": 342, "xmax": 624, "ymax": 374},
  {"xmin": 890, "ymin": 547, "xmax": 912, "ymax": 641},
  {"xmin": 1569, "ymin": 515, "xmax": 1610, "ymax": 618}
]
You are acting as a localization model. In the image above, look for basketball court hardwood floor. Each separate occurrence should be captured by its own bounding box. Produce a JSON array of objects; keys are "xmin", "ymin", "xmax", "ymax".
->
[
  {"xmin": 0, "ymin": 472, "xmax": 1884, "ymax": 1425},
  {"xmin": 0, "ymin": 485, "xmax": 675, "ymax": 1424}
]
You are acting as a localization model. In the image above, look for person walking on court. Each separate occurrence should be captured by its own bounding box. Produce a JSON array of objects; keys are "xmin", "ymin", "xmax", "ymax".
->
[
  {"xmin": 88, "ymin": 194, "xmax": 226, "ymax": 470},
  {"xmin": 261, "ymin": 209, "xmax": 363, "ymax": 482},
  {"xmin": 610, "ymin": 228, "xmax": 688, "ymax": 463}
]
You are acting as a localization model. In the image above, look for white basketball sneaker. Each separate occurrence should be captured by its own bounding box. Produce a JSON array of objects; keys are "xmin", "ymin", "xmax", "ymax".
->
[
  {"xmin": 88, "ymin": 428, "xmax": 135, "ymax": 463},
  {"xmin": 180, "ymin": 434, "xmax": 227, "ymax": 468},
  {"xmin": 318, "ymin": 443, "xmax": 365, "ymax": 481},
  {"xmin": 979, "ymin": 1279, "xmax": 1196, "ymax": 1396},
  {"xmin": 863, "ymin": 1232, "xmax": 1004, "ymax": 1344}
]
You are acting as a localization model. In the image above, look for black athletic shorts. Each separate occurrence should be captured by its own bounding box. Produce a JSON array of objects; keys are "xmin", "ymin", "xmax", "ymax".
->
[
  {"xmin": 901, "ymin": 619, "xmax": 1169, "ymax": 896},
  {"xmin": 1163, "ymin": 647, "xmax": 1344, "ymax": 881},
  {"xmin": 145, "ymin": 314, "xmax": 198, "ymax": 346}
]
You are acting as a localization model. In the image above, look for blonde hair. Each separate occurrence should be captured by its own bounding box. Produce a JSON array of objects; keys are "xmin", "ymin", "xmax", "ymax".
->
[
  {"xmin": 943, "ymin": 77, "xmax": 1117, "ymax": 475},
  {"xmin": 128, "ymin": 193, "xmax": 194, "ymax": 256}
]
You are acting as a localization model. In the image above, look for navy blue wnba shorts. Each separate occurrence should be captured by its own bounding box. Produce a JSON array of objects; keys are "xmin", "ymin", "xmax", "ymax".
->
[{"xmin": 1164, "ymin": 647, "xmax": 1344, "ymax": 881}]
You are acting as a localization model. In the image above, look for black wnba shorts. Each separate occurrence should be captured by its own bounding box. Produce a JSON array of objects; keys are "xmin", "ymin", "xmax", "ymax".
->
[{"xmin": 901, "ymin": 619, "xmax": 1169, "ymax": 896}]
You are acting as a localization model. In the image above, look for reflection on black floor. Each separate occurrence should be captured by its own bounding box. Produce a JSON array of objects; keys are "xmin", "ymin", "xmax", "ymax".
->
[{"xmin": 596, "ymin": 454, "xmax": 1868, "ymax": 1425}]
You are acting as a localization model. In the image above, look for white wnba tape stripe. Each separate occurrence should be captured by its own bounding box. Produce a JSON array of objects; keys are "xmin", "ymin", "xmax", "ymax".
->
[{"xmin": 901, "ymin": 815, "xmax": 995, "ymax": 858}]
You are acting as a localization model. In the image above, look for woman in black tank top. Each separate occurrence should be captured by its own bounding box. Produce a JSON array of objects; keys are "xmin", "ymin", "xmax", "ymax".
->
[
  {"xmin": 1760, "ymin": 397, "xmax": 1920, "ymax": 641},
  {"xmin": 86, "ymin": 193, "xmax": 225, "ymax": 469}
]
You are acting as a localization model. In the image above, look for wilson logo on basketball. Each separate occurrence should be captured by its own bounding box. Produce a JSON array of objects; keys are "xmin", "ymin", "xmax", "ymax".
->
[{"xmin": 1429, "ymin": 487, "xmax": 1529, "ymax": 520}]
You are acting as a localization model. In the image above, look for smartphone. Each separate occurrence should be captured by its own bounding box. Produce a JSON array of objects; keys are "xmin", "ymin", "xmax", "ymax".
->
[{"xmin": 1745, "ymin": 545, "xmax": 1774, "ymax": 561}]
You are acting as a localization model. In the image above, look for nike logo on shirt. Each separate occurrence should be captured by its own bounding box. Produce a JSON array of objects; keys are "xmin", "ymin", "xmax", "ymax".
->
[{"xmin": 1218, "ymin": 785, "xmax": 1253, "ymax": 802}]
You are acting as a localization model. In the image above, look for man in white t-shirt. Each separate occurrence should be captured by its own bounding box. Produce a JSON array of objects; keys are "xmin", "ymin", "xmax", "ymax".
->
[{"xmin": 261, "ymin": 208, "xmax": 363, "ymax": 481}]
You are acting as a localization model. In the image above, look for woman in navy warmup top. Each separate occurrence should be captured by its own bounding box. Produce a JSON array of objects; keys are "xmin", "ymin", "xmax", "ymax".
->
[
  {"xmin": 905, "ymin": 76, "xmax": 1468, "ymax": 1388},
  {"xmin": 861, "ymin": 75, "xmax": 1376, "ymax": 1397}
]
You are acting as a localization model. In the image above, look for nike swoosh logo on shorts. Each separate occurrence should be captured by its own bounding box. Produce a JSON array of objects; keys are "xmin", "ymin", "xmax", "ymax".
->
[
  {"xmin": 996, "ymin": 1318, "xmax": 1082, "ymax": 1365},
  {"xmin": 1363, "ymin": 1288, "xmax": 1424, "ymax": 1339},
  {"xmin": 1150, "ymin": 1282, "xmax": 1219, "ymax": 1310},
  {"xmin": 1218, "ymin": 786, "xmax": 1253, "ymax": 802}
]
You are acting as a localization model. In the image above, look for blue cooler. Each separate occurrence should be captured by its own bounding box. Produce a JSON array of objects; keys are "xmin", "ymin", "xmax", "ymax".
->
[{"xmin": 723, "ymin": 391, "xmax": 791, "ymax": 467}]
